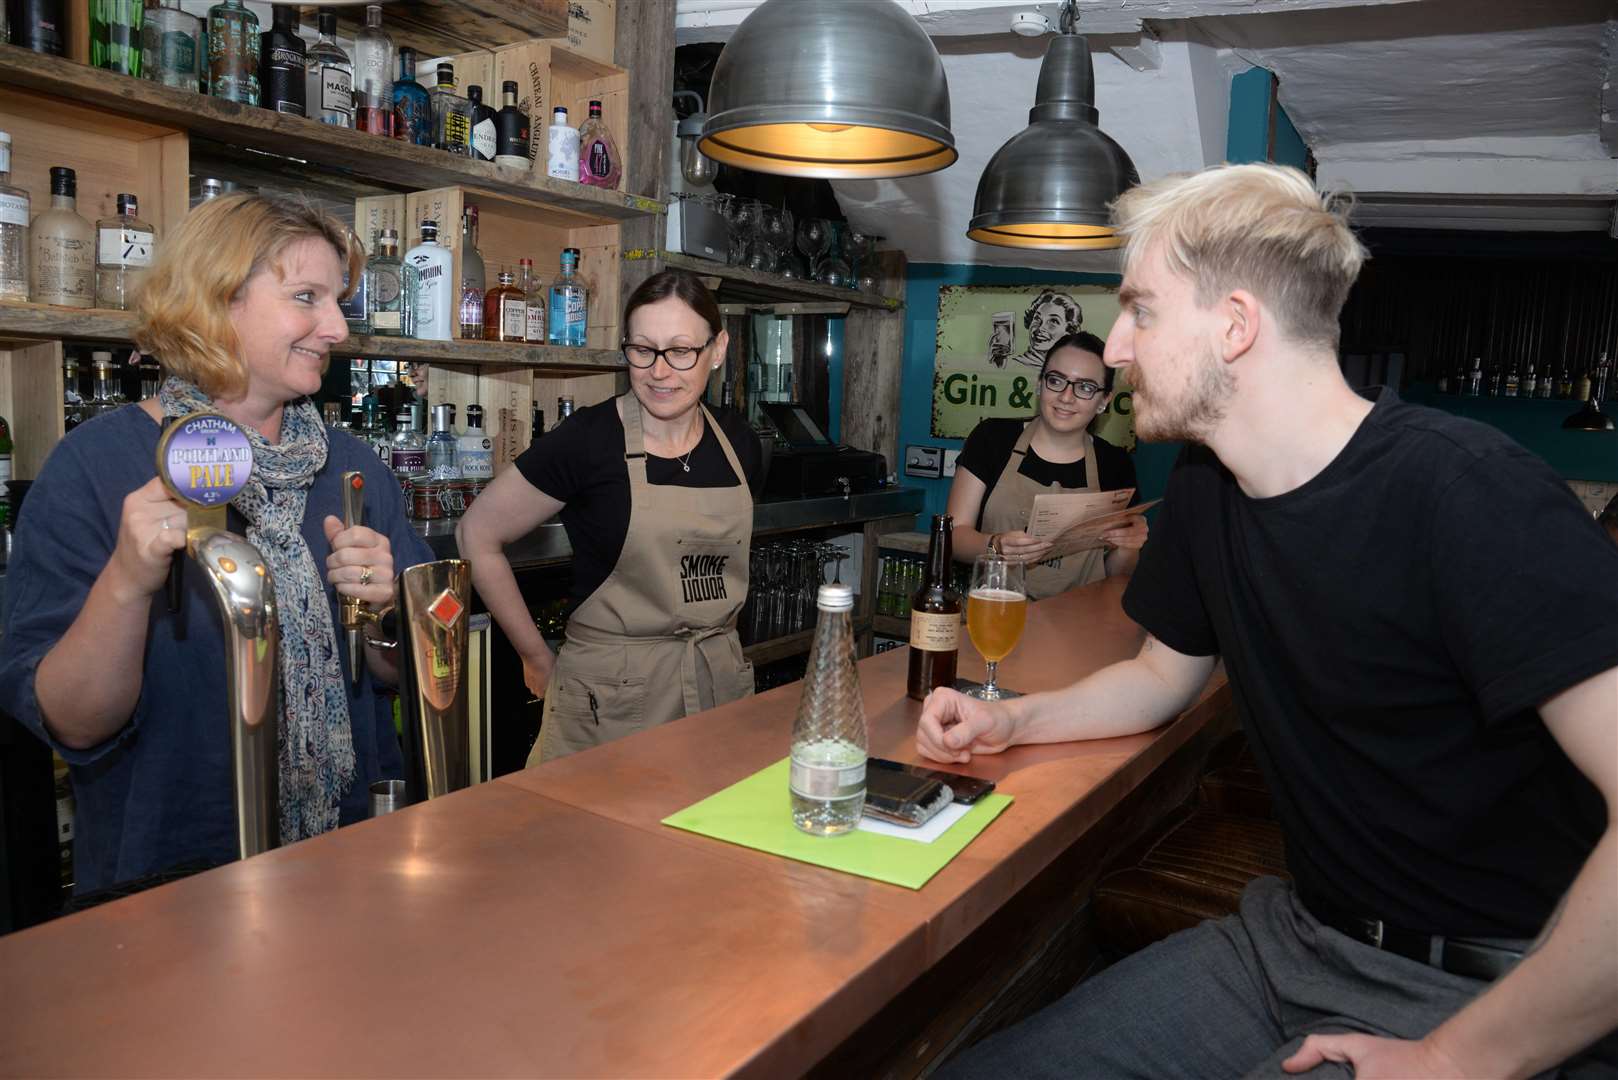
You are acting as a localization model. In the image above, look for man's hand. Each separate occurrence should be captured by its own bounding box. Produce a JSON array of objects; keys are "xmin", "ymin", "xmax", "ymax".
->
[
  {"xmin": 1283, "ymin": 1033, "xmax": 1470, "ymax": 1079},
  {"xmin": 916, "ymin": 687, "xmax": 1019, "ymax": 763}
]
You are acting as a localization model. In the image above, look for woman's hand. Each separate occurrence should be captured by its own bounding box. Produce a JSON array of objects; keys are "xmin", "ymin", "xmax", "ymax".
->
[
  {"xmin": 521, "ymin": 648, "xmax": 555, "ymax": 700},
  {"xmin": 1100, "ymin": 514, "xmax": 1148, "ymax": 552},
  {"xmin": 106, "ymin": 477, "xmax": 192, "ymax": 602},
  {"xmin": 994, "ymin": 530, "xmax": 1054, "ymax": 562},
  {"xmin": 322, "ymin": 515, "xmax": 396, "ymax": 607}
]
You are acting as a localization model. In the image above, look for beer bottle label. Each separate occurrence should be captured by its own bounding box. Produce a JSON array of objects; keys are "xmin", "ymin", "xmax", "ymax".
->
[{"xmin": 909, "ymin": 610, "xmax": 959, "ymax": 652}]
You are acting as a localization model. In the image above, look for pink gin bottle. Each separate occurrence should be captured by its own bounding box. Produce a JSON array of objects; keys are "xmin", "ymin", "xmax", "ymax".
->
[{"xmin": 577, "ymin": 99, "xmax": 622, "ymax": 189}]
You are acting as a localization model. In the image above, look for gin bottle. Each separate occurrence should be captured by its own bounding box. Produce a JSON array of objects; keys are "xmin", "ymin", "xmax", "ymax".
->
[
  {"xmin": 389, "ymin": 408, "xmax": 426, "ymax": 485},
  {"xmin": 483, "ymin": 268, "xmax": 523, "ymax": 342},
  {"xmin": 0, "ymin": 132, "xmax": 30, "ymax": 303},
  {"xmin": 305, "ymin": 8, "xmax": 353, "ymax": 128},
  {"xmin": 352, "ymin": 3, "xmax": 393, "ymax": 136},
  {"xmin": 545, "ymin": 106, "xmax": 579, "ymax": 181},
  {"xmin": 258, "ymin": 4, "xmax": 304, "ymax": 115},
  {"xmin": 391, "ymin": 47, "xmax": 432, "ymax": 146},
  {"xmin": 494, "ymin": 81, "xmax": 530, "ymax": 168},
  {"xmin": 457, "ymin": 404, "xmax": 493, "ymax": 480},
  {"xmin": 577, "ymin": 99, "xmax": 622, "ymax": 190},
  {"xmin": 142, "ymin": 0, "xmax": 201, "ymax": 90},
  {"xmin": 550, "ymin": 395, "xmax": 574, "ymax": 431},
  {"xmin": 458, "ymin": 207, "xmax": 485, "ymax": 339},
  {"xmin": 790, "ymin": 583, "xmax": 867, "ymax": 835},
  {"xmin": 29, "ymin": 167, "xmax": 94, "ymax": 309},
  {"xmin": 87, "ymin": 352, "xmax": 126, "ymax": 418},
  {"xmin": 95, "ymin": 194, "xmax": 155, "ymax": 310},
  {"xmin": 467, "ymin": 84, "xmax": 496, "ymax": 162},
  {"xmin": 547, "ymin": 247, "xmax": 586, "ymax": 347},
  {"xmin": 63, "ymin": 355, "xmax": 88, "ymax": 431},
  {"xmin": 206, "ymin": 0, "xmax": 259, "ymax": 104},
  {"xmin": 427, "ymin": 403, "xmax": 458, "ymax": 480},
  {"xmin": 404, "ymin": 219, "xmax": 453, "ymax": 341},
  {"xmin": 519, "ymin": 256, "xmax": 545, "ymax": 343},
  {"xmin": 91, "ymin": 0, "xmax": 142, "ymax": 76},
  {"xmin": 366, "ymin": 227, "xmax": 414, "ymax": 337},
  {"xmin": 429, "ymin": 63, "xmax": 472, "ymax": 156}
]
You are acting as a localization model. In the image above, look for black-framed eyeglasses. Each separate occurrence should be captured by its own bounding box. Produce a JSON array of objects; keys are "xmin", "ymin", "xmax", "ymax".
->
[
  {"xmin": 1041, "ymin": 371, "xmax": 1106, "ymax": 399},
  {"xmin": 621, "ymin": 336, "xmax": 716, "ymax": 371}
]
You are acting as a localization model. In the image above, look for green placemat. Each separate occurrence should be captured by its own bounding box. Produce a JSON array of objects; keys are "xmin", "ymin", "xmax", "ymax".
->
[{"xmin": 661, "ymin": 758, "xmax": 1013, "ymax": 890}]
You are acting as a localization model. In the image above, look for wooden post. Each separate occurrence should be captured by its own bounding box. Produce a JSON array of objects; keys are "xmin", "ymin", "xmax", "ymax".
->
[
  {"xmin": 614, "ymin": 0, "xmax": 676, "ymax": 302},
  {"xmin": 840, "ymin": 251, "xmax": 907, "ymax": 478}
]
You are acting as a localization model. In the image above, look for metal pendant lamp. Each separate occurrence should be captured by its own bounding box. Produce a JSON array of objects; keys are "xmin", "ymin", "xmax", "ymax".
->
[
  {"xmin": 698, "ymin": 0, "xmax": 957, "ymax": 179},
  {"xmin": 968, "ymin": 3, "xmax": 1139, "ymax": 250}
]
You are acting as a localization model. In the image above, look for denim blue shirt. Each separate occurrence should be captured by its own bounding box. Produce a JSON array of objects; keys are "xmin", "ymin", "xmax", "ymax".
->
[{"xmin": 0, "ymin": 404, "xmax": 433, "ymax": 893}]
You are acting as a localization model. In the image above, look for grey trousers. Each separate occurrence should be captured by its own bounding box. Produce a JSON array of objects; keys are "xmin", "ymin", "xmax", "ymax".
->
[{"xmin": 939, "ymin": 875, "xmax": 1618, "ymax": 1080}]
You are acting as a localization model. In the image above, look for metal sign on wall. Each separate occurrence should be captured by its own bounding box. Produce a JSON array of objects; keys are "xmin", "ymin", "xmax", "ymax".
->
[{"xmin": 930, "ymin": 284, "xmax": 1137, "ymax": 450}]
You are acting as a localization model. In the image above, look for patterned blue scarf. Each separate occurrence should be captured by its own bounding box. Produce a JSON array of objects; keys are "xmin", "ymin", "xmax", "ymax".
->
[{"xmin": 159, "ymin": 376, "xmax": 355, "ymax": 842}]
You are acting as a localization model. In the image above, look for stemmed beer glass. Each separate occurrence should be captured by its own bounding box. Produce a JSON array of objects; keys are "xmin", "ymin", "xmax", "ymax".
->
[{"xmin": 966, "ymin": 554, "xmax": 1028, "ymax": 700}]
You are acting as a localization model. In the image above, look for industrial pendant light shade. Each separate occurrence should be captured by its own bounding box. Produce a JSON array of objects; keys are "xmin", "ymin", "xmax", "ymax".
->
[
  {"xmin": 968, "ymin": 31, "xmax": 1139, "ymax": 249},
  {"xmin": 698, "ymin": 0, "xmax": 957, "ymax": 179},
  {"xmin": 1562, "ymin": 395, "xmax": 1616, "ymax": 431}
]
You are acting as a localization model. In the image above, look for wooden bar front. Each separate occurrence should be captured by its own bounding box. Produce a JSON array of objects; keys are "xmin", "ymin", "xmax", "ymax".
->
[{"xmin": 0, "ymin": 580, "xmax": 1232, "ymax": 1077}]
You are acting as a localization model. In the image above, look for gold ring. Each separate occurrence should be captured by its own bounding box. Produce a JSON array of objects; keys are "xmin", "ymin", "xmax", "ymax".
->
[{"xmin": 358, "ymin": 565, "xmax": 374, "ymax": 586}]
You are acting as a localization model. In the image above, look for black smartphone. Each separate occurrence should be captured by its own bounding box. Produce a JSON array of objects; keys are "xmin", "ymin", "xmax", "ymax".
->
[
  {"xmin": 869, "ymin": 757, "xmax": 997, "ymax": 805},
  {"xmin": 864, "ymin": 767, "xmax": 953, "ymax": 827}
]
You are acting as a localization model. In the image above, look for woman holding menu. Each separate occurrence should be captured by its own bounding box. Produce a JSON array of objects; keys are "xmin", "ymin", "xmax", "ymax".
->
[{"xmin": 947, "ymin": 331, "xmax": 1146, "ymax": 598}]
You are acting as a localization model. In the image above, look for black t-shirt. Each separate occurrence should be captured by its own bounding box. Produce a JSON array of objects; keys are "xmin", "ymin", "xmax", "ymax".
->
[
  {"xmin": 1123, "ymin": 387, "xmax": 1618, "ymax": 938},
  {"xmin": 956, "ymin": 418, "xmax": 1136, "ymax": 530},
  {"xmin": 514, "ymin": 398, "xmax": 763, "ymax": 602}
]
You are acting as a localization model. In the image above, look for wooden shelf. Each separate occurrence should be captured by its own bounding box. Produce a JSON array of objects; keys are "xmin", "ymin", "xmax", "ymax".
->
[
  {"xmin": 308, "ymin": 0, "xmax": 569, "ymax": 58},
  {"xmin": 0, "ymin": 301, "xmax": 625, "ymax": 370},
  {"xmin": 658, "ymin": 253, "xmax": 903, "ymax": 311},
  {"xmin": 872, "ymin": 614, "xmax": 911, "ymax": 639},
  {"xmin": 0, "ymin": 46, "xmax": 662, "ymax": 228},
  {"xmin": 742, "ymin": 617, "xmax": 873, "ymax": 664}
]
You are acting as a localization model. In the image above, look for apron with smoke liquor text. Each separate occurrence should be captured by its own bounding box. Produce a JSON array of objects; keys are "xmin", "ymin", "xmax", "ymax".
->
[
  {"xmin": 533, "ymin": 393, "xmax": 754, "ymax": 763},
  {"xmin": 979, "ymin": 420, "xmax": 1106, "ymax": 601}
]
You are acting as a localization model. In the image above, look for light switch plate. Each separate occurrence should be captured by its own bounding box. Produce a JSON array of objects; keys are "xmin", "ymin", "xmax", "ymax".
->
[{"xmin": 942, "ymin": 449, "xmax": 959, "ymax": 478}]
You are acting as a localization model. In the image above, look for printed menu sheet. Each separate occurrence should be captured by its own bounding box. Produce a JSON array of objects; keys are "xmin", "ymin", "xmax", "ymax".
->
[{"xmin": 1027, "ymin": 489, "xmax": 1160, "ymax": 559}]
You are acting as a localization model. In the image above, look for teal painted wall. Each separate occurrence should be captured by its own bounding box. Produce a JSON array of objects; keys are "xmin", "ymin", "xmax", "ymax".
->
[{"xmin": 1403, "ymin": 386, "xmax": 1618, "ymax": 480}]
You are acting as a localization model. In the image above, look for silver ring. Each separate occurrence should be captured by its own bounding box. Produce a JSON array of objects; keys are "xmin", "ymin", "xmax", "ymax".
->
[
  {"xmin": 358, "ymin": 565, "xmax": 374, "ymax": 586},
  {"xmin": 162, "ymin": 516, "xmax": 173, "ymax": 531}
]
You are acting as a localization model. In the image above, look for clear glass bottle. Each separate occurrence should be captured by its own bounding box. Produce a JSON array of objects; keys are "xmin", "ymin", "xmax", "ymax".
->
[
  {"xmin": 14, "ymin": 0, "xmax": 67, "ymax": 55},
  {"xmin": 457, "ymin": 403, "xmax": 493, "ymax": 480},
  {"xmin": 430, "ymin": 63, "xmax": 472, "ymax": 156},
  {"xmin": 95, "ymin": 193, "xmax": 155, "ymax": 310},
  {"xmin": 550, "ymin": 394, "xmax": 574, "ymax": 431},
  {"xmin": 91, "ymin": 0, "xmax": 142, "ymax": 76},
  {"xmin": 29, "ymin": 167, "xmax": 94, "ymax": 309},
  {"xmin": 1464, "ymin": 357, "xmax": 1481, "ymax": 397},
  {"xmin": 467, "ymin": 84, "xmax": 496, "ymax": 162},
  {"xmin": 388, "ymin": 407, "xmax": 426, "ymax": 484},
  {"xmin": 391, "ymin": 47, "xmax": 432, "ymax": 147},
  {"xmin": 340, "ymin": 247, "xmax": 370, "ymax": 336},
  {"xmin": 1522, "ymin": 364, "xmax": 1537, "ymax": 399},
  {"xmin": 206, "ymin": 0, "xmax": 259, "ymax": 104},
  {"xmin": 195, "ymin": 177, "xmax": 227, "ymax": 205},
  {"xmin": 494, "ymin": 80, "xmax": 530, "ymax": 169},
  {"xmin": 577, "ymin": 99, "xmax": 622, "ymax": 190},
  {"xmin": 367, "ymin": 227, "xmax": 413, "ymax": 337},
  {"xmin": 87, "ymin": 351, "xmax": 126, "ymax": 418},
  {"xmin": 137, "ymin": 351, "xmax": 161, "ymax": 400},
  {"xmin": 545, "ymin": 105, "xmax": 579, "ymax": 181},
  {"xmin": 403, "ymin": 219, "xmax": 453, "ymax": 341},
  {"xmin": 519, "ymin": 256, "xmax": 546, "ymax": 343},
  {"xmin": 304, "ymin": 8, "xmax": 352, "ymax": 128},
  {"xmin": 142, "ymin": 0, "xmax": 201, "ymax": 91},
  {"xmin": 530, "ymin": 403, "xmax": 545, "ymax": 442},
  {"xmin": 0, "ymin": 132, "xmax": 30, "ymax": 303},
  {"xmin": 258, "ymin": 4, "xmax": 304, "ymax": 115},
  {"xmin": 790, "ymin": 582, "xmax": 867, "ymax": 836},
  {"xmin": 427, "ymin": 403, "xmax": 458, "ymax": 480},
  {"xmin": 458, "ymin": 206, "xmax": 485, "ymax": 339},
  {"xmin": 352, "ymin": 3, "xmax": 392, "ymax": 136},
  {"xmin": 484, "ymin": 268, "xmax": 523, "ymax": 342},
  {"xmin": 547, "ymin": 247, "xmax": 586, "ymax": 347},
  {"xmin": 63, "ymin": 354, "xmax": 88, "ymax": 431},
  {"xmin": 1503, "ymin": 361, "xmax": 1519, "ymax": 398},
  {"xmin": 359, "ymin": 396, "xmax": 389, "ymax": 461}
]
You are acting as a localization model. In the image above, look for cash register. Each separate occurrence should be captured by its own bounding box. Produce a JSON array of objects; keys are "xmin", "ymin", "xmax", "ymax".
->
[{"xmin": 759, "ymin": 402, "xmax": 887, "ymax": 500}]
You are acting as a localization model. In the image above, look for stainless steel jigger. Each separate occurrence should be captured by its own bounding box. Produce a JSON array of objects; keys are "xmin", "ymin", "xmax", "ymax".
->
[{"xmin": 156, "ymin": 411, "xmax": 280, "ymax": 860}]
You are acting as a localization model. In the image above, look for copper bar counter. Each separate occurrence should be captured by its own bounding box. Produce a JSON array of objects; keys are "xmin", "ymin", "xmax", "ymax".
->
[{"xmin": 0, "ymin": 579, "xmax": 1232, "ymax": 1078}]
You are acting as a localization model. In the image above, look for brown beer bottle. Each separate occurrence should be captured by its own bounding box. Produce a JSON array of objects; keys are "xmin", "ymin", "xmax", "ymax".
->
[{"xmin": 907, "ymin": 514, "xmax": 961, "ymax": 701}]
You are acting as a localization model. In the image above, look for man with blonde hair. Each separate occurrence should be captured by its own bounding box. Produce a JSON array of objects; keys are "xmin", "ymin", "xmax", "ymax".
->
[{"xmin": 919, "ymin": 163, "xmax": 1618, "ymax": 1078}]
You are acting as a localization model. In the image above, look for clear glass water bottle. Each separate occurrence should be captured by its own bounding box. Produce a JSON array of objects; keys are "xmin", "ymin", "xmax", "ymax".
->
[{"xmin": 790, "ymin": 582, "xmax": 868, "ymax": 836}]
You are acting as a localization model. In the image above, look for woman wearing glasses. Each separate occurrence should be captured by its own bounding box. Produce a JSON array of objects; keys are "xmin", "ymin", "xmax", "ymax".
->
[
  {"xmin": 947, "ymin": 331, "xmax": 1146, "ymax": 598},
  {"xmin": 457, "ymin": 269, "xmax": 762, "ymax": 762}
]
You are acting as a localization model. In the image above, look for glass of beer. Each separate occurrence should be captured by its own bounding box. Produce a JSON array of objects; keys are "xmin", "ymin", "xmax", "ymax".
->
[{"xmin": 966, "ymin": 553, "xmax": 1028, "ymax": 700}]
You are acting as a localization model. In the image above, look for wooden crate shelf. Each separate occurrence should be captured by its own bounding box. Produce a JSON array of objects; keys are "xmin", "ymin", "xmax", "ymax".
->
[
  {"xmin": 311, "ymin": 0, "xmax": 570, "ymax": 58},
  {"xmin": 0, "ymin": 45, "xmax": 661, "ymax": 227},
  {"xmin": 0, "ymin": 301, "xmax": 624, "ymax": 369},
  {"xmin": 658, "ymin": 253, "xmax": 903, "ymax": 311}
]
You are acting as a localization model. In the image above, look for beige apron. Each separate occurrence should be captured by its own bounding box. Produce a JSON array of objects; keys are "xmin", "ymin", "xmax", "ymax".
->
[
  {"xmin": 979, "ymin": 420, "xmax": 1107, "ymax": 600},
  {"xmin": 533, "ymin": 393, "xmax": 755, "ymax": 763}
]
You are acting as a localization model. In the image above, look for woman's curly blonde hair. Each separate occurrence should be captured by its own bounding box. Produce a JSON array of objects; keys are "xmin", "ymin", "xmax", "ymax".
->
[{"xmin": 133, "ymin": 193, "xmax": 364, "ymax": 399}]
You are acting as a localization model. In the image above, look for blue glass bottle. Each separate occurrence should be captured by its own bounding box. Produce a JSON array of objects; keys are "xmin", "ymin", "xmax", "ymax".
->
[
  {"xmin": 548, "ymin": 247, "xmax": 587, "ymax": 348},
  {"xmin": 391, "ymin": 46, "xmax": 433, "ymax": 147}
]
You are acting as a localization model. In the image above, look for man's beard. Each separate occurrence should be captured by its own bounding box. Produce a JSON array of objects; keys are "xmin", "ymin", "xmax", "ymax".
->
[{"xmin": 1133, "ymin": 345, "xmax": 1235, "ymax": 443}]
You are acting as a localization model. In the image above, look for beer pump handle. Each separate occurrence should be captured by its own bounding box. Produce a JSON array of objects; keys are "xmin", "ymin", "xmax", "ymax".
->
[
  {"xmin": 340, "ymin": 472, "xmax": 366, "ymax": 685},
  {"xmin": 165, "ymin": 418, "xmax": 184, "ymax": 617}
]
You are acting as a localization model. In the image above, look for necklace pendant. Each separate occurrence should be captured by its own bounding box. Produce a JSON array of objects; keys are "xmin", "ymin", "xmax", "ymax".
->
[{"xmin": 682, "ymin": 461, "xmax": 691, "ymax": 472}]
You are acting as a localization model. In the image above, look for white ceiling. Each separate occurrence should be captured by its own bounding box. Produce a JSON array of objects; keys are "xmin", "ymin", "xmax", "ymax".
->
[{"xmin": 676, "ymin": 0, "xmax": 1618, "ymax": 270}]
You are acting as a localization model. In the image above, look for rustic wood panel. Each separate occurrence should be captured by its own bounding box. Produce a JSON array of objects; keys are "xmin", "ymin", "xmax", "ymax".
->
[
  {"xmin": 0, "ymin": 341, "xmax": 65, "ymax": 481},
  {"xmin": 614, "ymin": 0, "xmax": 675, "ymax": 302},
  {"xmin": 841, "ymin": 250, "xmax": 908, "ymax": 476},
  {"xmin": 317, "ymin": 0, "xmax": 569, "ymax": 59},
  {"xmin": 0, "ymin": 45, "xmax": 660, "ymax": 226}
]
